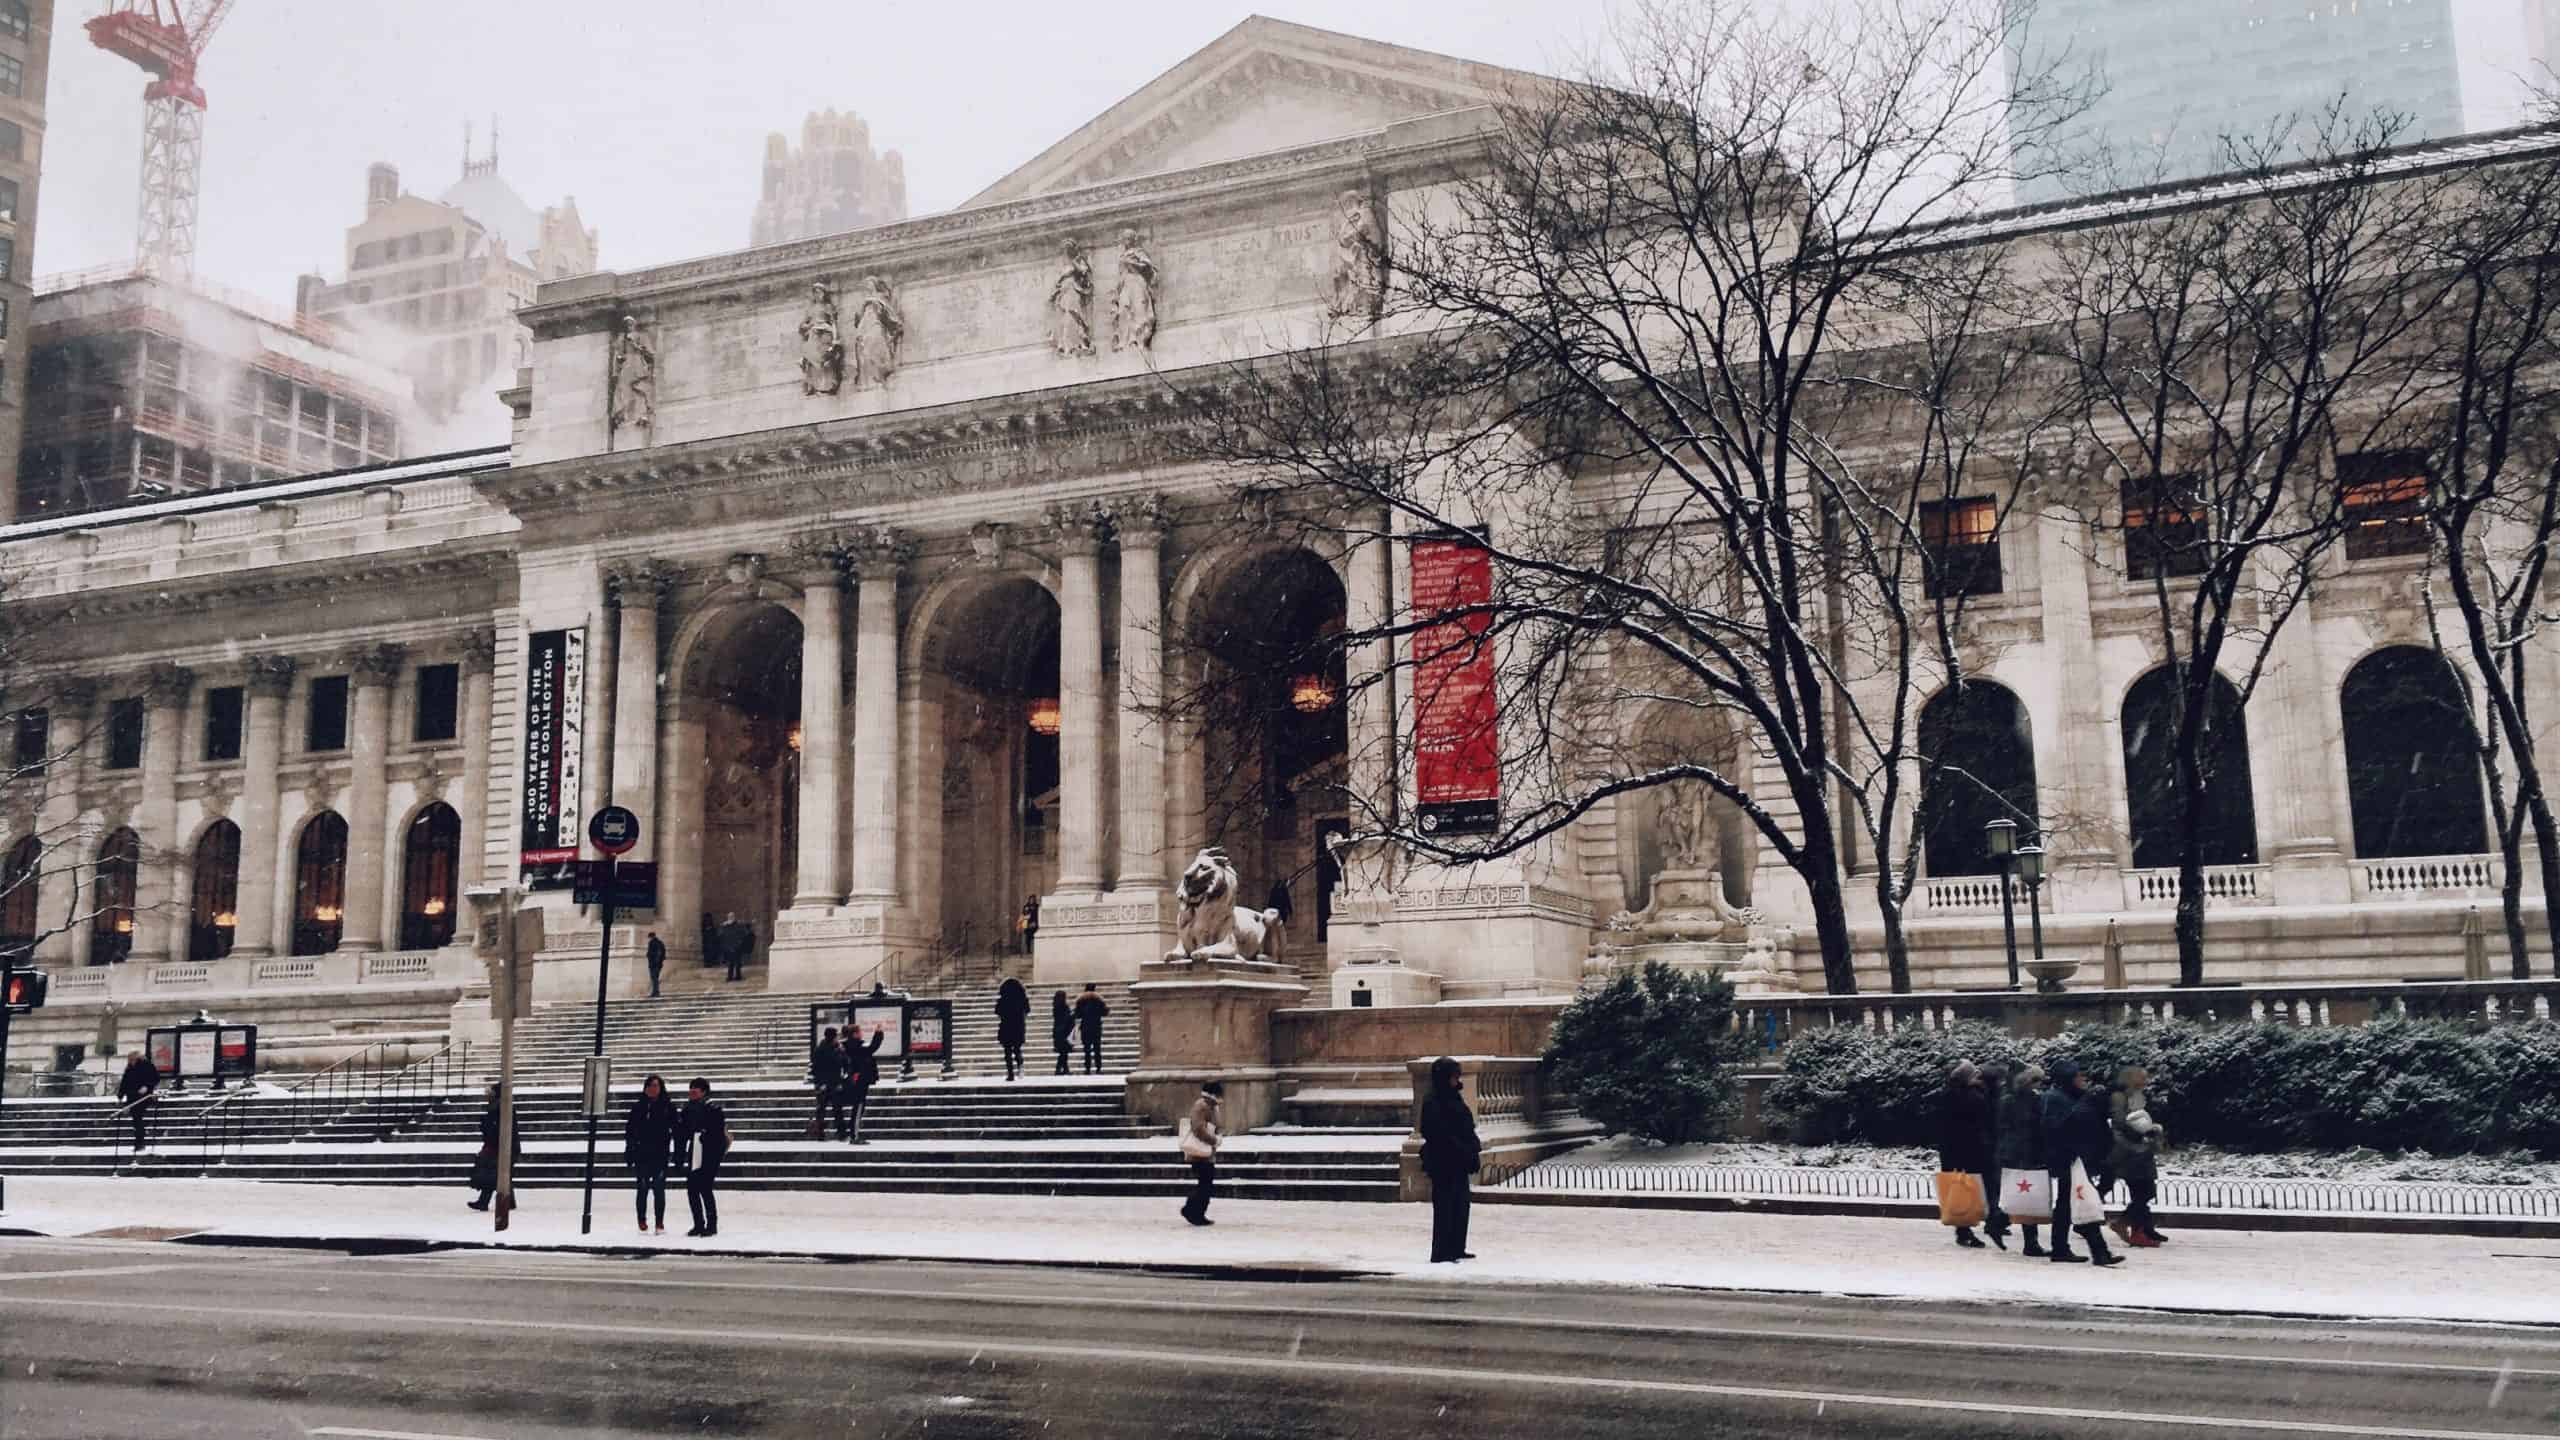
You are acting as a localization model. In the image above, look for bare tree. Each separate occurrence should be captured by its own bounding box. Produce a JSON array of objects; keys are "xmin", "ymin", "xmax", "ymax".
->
[{"xmin": 1172, "ymin": 0, "xmax": 2090, "ymax": 993}]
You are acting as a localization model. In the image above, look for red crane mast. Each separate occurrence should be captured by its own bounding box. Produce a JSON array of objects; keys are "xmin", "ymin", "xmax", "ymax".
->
[{"xmin": 86, "ymin": 0, "xmax": 238, "ymax": 275}]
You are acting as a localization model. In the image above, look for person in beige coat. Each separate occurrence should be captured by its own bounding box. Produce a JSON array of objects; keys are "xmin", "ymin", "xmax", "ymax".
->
[{"xmin": 1180, "ymin": 1080, "xmax": 1224, "ymax": 1226}]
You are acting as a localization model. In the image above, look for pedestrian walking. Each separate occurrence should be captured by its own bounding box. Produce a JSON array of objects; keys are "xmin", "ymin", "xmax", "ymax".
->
[
  {"xmin": 676, "ymin": 1077, "xmax": 729, "ymax": 1237},
  {"xmin": 2110, "ymin": 1064, "xmax": 2168, "ymax": 1248},
  {"xmin": 809, "ymin": 1026, "xmax": 847, "ymax": 1136},
  {"xmin": 2039, "ymin": 1058, "xmax": 2123, "ymax": 1267},
  {"xmin": 1936, "ymin": 1060, "xmax": 1994, "ymax": 1250},
  {"xmin": 995, "ymin": 977, "xmax": 1031, "ymax": 1081},
  {"xmin": 624, "ymin": 1073, "xmax": 677, "ymax": 1235},
  {"xmin": 1074, "ymin": 983, "xmax": 1110, "ymax": 1074},
  {"xmin": 842, "ymin": 1026, "xmax": 883, "ymax": 1143},
  {"xmin": 1978, "ymin": 1060, "xmax": 2012, "ymax": 1247},
  {"xmin": 1051, "ymin": 990, "xmax": 1073, "ymax": 1074},
  {"xmin": 1996, "ymin": 1063, "xmax": 2050, "ymax": 1256},
  {"xmin": 1179, "ymin": 1079, "xmax": 1224, "ymax": 1225},
  {"xmin": 1019, "ymin": 894, "xmax": 1040, "ymax": 955},
  {"xmin": 717, "ymin": 912, "xmax": 753, "ymax": 982},
  {"xmin": 467, "ymin": 1083, "xmax": 521, "ymax": 1212},
  {"xmin": 116, "ymin": 1050, "xmax": 160, "ymax": 1153},
  {"xmin": 645, "ymin": 932, "xmax": 666, "ymax": 997},
  {"xmin": 1419, "ymin": 1056, "xmax": 1481, "ymax": 1263}
]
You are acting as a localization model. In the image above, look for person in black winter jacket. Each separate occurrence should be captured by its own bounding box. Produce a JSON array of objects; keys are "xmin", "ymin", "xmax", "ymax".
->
[
  {"xmin": 2038, "ymin": 1059, "xmax": 2123, "ymax": 1267},
  {"xmin": 467, "ymin": 1084, "xmax": 521, "ymax": 1212},
  {"xmin": 624, "ymin": 1074, "xmax": 678, "ymax": 1235},
  {"xmin": 116, "ymin": 1052, "xmax": 160, "ymax": 1153},
  {"xmin": 1074, "ymin": 985, "xmax": 1111, "ymax": 1074},
  {"xmin": 1995, "ymin": 1064, "xmax": 2048, "ymax": 1256},
  {"xmin": 1936, "ymin": 1061, "xmax": 1994, "ymax": 1250},
  {"xmin": 1051, "ymin": 991, "xmax": 1074, "ymax": 1074},
  {"xmin": 1420, "ymin": 1056, "xmax": 1482, "ymax": 1262},
  {"xmin": 810, "ymin": 1028, "xmax": 847, "ymax": 1135},
  {"xmin": 1977, "ymin": 1060, "xmax": 2011, "ymax": 1246},
  {"xmin": 675, "ymin": 1078, "xmax": 729, "ymax": 1237},
  {"xmin": 841, "ymin": 1028, "xmax": 884, "ymax": 1143},
  {"xmin": 995, "ymin": 978, "xmax": 1031, "ymax": 1081}
]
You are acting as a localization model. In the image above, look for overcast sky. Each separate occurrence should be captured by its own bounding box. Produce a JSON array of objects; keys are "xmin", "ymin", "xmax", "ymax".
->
[{"xmin": 42, "ymin": 1, "xmax": 1609, "ymax": 304}]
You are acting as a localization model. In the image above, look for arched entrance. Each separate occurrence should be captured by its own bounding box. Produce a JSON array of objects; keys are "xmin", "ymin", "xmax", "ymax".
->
[
  {"xmin": 685, "ymin": 602, "xmax": 803, "ymax": 974},
  {"xmin": 918, "ymin": 576, "xmax": 1060, "ymax": 958},
  {"xmin": 2341, "ymin": 647, "xmax": 2487, "ymax": 859},
  {"xmin": 1919, "ymin": 680, "xmax": 2040, "ymax": 877}
]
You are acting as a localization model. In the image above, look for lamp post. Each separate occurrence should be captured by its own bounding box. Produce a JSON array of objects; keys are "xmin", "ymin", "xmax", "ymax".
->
[
  {"xmin": 2016, "ymin": 842, "xmax": 2048, "ymax": 964},
  {"xmin": 1985, "ymin": 818, "xmax": 2020, "ymax": 990}
]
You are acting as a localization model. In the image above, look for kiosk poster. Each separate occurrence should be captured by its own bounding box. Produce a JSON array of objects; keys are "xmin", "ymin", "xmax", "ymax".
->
[
  {"xmin": 147, "ymin": 1029, "xmax": 177, "ymax": 1076},
  {"xmin": 517, "ymin": 627, "xmax": 587, "ymax": 889},
  {"xmin": 907, "ymin": 1002, "xmax": 949, "ymax": 1060},
  {"xmin": 1410, "ymin": 529, "xmax": 1501, "ymax": 836},
  {"xmin": 851, "ymin": 1001, "xmax": 905, "ymax": 1060},
  {"xmin": 176, "ymin": 1028, "xmax": 216, "ymax": 1081}
]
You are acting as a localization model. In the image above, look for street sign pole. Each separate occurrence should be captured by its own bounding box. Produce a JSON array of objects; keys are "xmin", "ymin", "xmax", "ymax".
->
[{"xmin": 577, "ymin": 804, "xmax": 642, "ymax": 1239}]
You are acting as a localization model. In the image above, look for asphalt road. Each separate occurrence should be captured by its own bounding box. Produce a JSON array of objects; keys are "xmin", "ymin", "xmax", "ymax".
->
[{"xmin": 2, "ymin": 1235, "xmax": 2557, "ymax": 1438}]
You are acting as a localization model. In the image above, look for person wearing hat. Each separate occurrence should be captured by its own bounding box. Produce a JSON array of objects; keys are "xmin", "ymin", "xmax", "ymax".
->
[
  {"xmin": 1937, "ymin": 1059, "xmax": 1994, "ymax": 1250},
  {"xmin": 2039, "ymin": 1058, "xmax": 2123, "ymax": 1267},
  {"xmin": 2110, "ymin": 1064, "xmax": 2168, "ymax": 1248},
  {"xmin": 1179, "ymin": 1080, "xmax": 1224, "ymax": 1225}
]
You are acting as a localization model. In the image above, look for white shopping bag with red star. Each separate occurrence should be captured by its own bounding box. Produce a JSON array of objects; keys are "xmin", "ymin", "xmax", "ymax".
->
[
  {"xmin": 2067, "ymin": 1158, "xmax": 2118, "ymax": 1220},
  {"xmin": 1998, "ymin": 1166, "xmax": 2052, "ymax": 1221}
]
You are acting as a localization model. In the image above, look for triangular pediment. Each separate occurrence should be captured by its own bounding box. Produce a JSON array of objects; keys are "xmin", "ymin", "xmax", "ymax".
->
[{"xmin": 965, "ymin": 16, "xmax": 1545, "ymax": 207}]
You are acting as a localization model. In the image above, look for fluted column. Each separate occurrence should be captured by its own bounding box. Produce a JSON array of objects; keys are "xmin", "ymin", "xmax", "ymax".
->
[
  {"xmin": 1115, "ymin": 501, "xmax": 1168, "ymax": 891},
  {"xmin": 33, "ymin": 681, "xmax": 95, "ymax": 966},
  {"xmin": 128, "ymin": 664, "xmax": 194, "ymax": 964},
  {"xmin": 2033, "ymin": 513, "xmax": 2122, "ymax": 915},
  {"xmin": 608, "ymin": 563, "xmax": 668, "ymax": 864},
  {"xmin": 793, "ymin": 549, "xmax": 847, "ymax": 907},
  {"xmin": 1054, "ymin": 509, "xmax": 1108, "ymax": 895},
  {"xmin": 231, "ymin": 656, "xmax": 295, "ymax": 959},
  {"xmin": 1343, "ymin": 511, "xmax": 1397, "ymax": 837},
  {"xmin": 458, "ymin": 630, "xmax": 497, "ymax": 895},
  {"xmin": 2259, "ymin": 575, "xmax": 2347, "ymax": 905},
  {"xmin": 849, "ymin": 534, "xmax": 906, "ymax": 901},
  {"xmin": 340, "ymin": 643, "xmax": 403, "ymax": 953}
]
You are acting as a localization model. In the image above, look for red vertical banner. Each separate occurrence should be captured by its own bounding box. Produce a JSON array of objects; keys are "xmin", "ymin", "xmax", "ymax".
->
[{"xmin": 1410, "ymin": 530, "xmax": 1501, "ymax": 836}]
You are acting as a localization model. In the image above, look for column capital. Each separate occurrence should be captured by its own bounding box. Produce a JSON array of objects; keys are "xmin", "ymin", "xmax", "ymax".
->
[
  {"xmin": 143, "ymin": 663, "xmax": 196, "ymax": 706},
  {"xmin": 849, "ymin": 525, "xmax": 916, "ymax": 582},
  {"xmin": 604, "ymin": 557, "xmax": 676, "ymax": 608},
  {"xmin": 1046, "ymin": 501, "xmax": 1113, "ymax": 558},
  {"xmin": 782, "ymin": 531, "xmax": 851, "ymax": 588},
  {"xmin": 460, "ymin": 627, "xmax": 500, "ymax": 675},
  {"xmin": 1110, "ymin": 494, "xmax": 1172, "ymax": 546},
  {"xmin": 347, "ymin": 641, "xmax": 408, "ymax": 687},
  {"xmin": 244, "ymin": 656, "xmax": 298, "ymax": 698},
  {"xmin": 47, "ymin": 676, "xmax": 99, "ymax": 715}
]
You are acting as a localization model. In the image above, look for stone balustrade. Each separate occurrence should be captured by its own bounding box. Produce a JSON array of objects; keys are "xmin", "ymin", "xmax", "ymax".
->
[
  {"xmin": 2125, "ymin": 864, "xmax": 2269, "ymax": 906},
  {"xmin": 1918, "ymin": 874, "xmax": 2010, "ymax": 914},
  {"xmin": 2354, "ymin": 853, "xmax": 2502, "ymax": 900}
]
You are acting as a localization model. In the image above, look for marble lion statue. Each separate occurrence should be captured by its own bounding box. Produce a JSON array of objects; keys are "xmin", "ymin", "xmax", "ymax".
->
[{"xmin": 1171, "ymin": 847, "xmax": 1286, "ymax": 965}]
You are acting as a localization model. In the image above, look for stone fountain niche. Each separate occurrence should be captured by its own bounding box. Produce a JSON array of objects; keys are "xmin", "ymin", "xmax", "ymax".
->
[{"xmin": 1587, "ymin": 710, "xmax": 1794, "ymax": 994}]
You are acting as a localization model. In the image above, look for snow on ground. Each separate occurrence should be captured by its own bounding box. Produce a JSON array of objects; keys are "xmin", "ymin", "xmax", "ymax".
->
[
  {"xmin": 1531, "ymin": 1136, "xmax": 2560, "ymax": 1187},
  {"xmin": 1, "ymin": 1174, "xmax": 2552, "ymax": 1325}
]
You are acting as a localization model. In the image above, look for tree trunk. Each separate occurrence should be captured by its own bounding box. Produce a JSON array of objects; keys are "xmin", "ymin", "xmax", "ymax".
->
[
  {"xmin": 1805, "ymin": 862, "xmax": 1858, "ymax": 995},
  {"xmin": 2172, "ymin": 728, "xmax": 2210, "ymax": 988},
  {"xmin": 1876, "ymin": 876, "xmax": 1912, "ymax": 993},
  {"xmin": 2503, "ymin": 843, "xmax": 2530, "ymax": 981}
]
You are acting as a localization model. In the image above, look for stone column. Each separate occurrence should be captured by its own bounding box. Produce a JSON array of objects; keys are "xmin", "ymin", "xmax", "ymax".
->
[
  {"xmin": 581, "ymin": 576, "xmax": 618, "ymax": 836},
  {"xmin": 32, "ymin": 681, "xmax": 95, "ymax": 966},
  {"xmin": 608, "ymin": 563, "xmax": 668, "ymax": 863},
  {"xmin": 339, "ymin": 643, "xmax": 404, "ymax": 953},
  {"xmin": 849, "ymin": 535, "xmax": 906, "ymax": 901},
  {"xmin": 2259, "ymin": 576, "xmax": 2350, "ymax": 904},
  {"xmin": 1342, "ymin": 512, "xmax": 1397, "ymax": 838},
  {"xmin": 1054, "ymin": 509, "xmax": 1108, "ymax": 896},
  {"xmin": 128, "ymin": 664, "xmax": 194, "ymax": 964},
  {"xmin": 458, "ymin": 629, "xmax": 497, "ymax": 893},
  {"xmin": 1115, "ymin": 501, "xmax": 1169, "ymax": 892},
  {"xmin": 231, "ymin": 656, "xmax": 295, "ymax": 959},
  {"xmin": 2033, "ymin": 512, "xmax": 2124, "ymax": 912},
  {"xmin": 792, "ymin": 550, "xmax": 847, "ymax": 908}
]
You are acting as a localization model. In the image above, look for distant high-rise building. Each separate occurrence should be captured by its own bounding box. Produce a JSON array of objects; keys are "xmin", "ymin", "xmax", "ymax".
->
[
  {"xmin": 297, "ymin": 128, "xmax": 598, "ymax": 425},
  {"xmin": 0, "ymin": 0, "xmax": 55, "ymax": 518},
  {"xmin": 2012, "ymin": 0, "xmax": 2467, "ymax": 203},
  {"xmin": 750, "ymin": 110, "xmax": 908, "ymax": 247}
]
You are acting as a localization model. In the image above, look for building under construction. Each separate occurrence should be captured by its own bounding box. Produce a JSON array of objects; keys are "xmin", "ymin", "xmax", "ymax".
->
[{"xmin": 17, "ymin": 267, "xmax": 410, "ymax": 517}]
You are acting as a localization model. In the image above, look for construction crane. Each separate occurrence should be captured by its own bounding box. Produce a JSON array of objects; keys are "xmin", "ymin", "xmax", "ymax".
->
[{"xmin": 86, "ymin": 0, "xmax": 239, "ymax": 276}]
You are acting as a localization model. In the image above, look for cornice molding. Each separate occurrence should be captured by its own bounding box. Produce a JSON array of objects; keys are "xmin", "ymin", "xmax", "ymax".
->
[{"xmin": 39, "ymin": 545, "xmax": 515, "ymax": 622}]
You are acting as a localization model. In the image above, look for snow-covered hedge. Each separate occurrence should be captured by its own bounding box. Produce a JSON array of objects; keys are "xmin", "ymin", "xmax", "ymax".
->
[
  {"xmin": 1764, "ymin": 1017, "xmax": 2560, "ymax": 1158},
  {"xmin": 1544, "ymin": 962, "xmax": 1749, "ymax": 1145}
]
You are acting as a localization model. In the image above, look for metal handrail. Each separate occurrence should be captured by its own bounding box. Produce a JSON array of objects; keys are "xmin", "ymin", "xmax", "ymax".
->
[{"xmin": 105, "ymin": 1091, "xmax": 163, "ymax": 1171}]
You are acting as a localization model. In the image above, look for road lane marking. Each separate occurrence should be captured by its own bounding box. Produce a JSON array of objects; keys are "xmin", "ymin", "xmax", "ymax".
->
[
  {"xmin": 2, "ymin": 1293, "xmax": 2548, "ymax": 1440},
  {"xmin": 309, "ymin": 1429, "xmax": 505, "ymax": 1440},
  {"xmin": 317, "ymin": 1263, "xmax": 2560, "ymax": 1380}
]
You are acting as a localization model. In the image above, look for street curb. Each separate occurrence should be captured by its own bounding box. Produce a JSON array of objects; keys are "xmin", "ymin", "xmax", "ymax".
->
[{"xmin": 1478, "ymin": 1187, "xmax": 2560, "ymax": 1238}]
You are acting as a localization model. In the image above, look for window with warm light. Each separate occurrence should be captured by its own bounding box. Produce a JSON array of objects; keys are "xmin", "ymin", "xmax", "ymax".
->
[
  {"xmin": 90, "ymin": 830, "xmax": 140, "ymax": 965},
  {"xmin": 2341, "ymin": 452, "xmax": 2430, "ymax": 561},
  {"xmin": 293, "ymin": 812, "xmax": 349, "ymax": 956},
  {"xmin": 400, "ymin": 803, "xmax": 461, "ymax": 950},
  {"xmin": 2123, "ymin": 472, "xmax": 2208, "ymax": 580},
  {"xmin": 1919, "ymin": 496, "xmax": 2002, "ymax": 598},
  {"xmin": 1027, "ymin": 697, "xmax": 1062, "ymax": 737},
  {"xmin": 191, "ymin": 820, "xmax": 240, "ymax": 962}
]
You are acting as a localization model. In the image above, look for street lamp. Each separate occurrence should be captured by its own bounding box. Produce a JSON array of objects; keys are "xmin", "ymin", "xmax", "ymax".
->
[
  {"xmin": 2016, "ymin": 842, "xmax": 2048, "ymax": 964},
  {"xmin": 1984, "ymin": 818, "xmax": 2021, "ymax": 990}
]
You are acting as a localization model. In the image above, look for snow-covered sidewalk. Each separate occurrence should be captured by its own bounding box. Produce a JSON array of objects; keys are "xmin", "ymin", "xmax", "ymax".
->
[{"xmin": 2, "ymin": 1174, "xmax": 2553, "ymax": 1326}]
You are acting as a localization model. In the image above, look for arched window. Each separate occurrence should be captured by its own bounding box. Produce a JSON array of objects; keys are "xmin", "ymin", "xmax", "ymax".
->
[
  {"xmin": 2121, "ymin": 665, "xmax": 2259, "ymax": 870},
  {"xmin": 90, "ymin": 828, "xmax": 139, "ymax": 965},
  {"xmin": 190, "ymin": 820, "xmax": 240, "ymax": 963},
  {"xmin": 292, "ymin": 811, "xmax": 348, "ymax": 957},
  {"xmin": 2342, "ymin": 647, "xmax": 2487, "ymax": 859},
  {"xmin": 399, "ymin": 803, "xmax": 461, "ymax": 950},
  {"xmin": 1918, "ymin": 681, "xmax": 2041, "ymax": 876},
  {"xmin": 0, "ymin": 836, "xmax": 38, "ymax": 960}
]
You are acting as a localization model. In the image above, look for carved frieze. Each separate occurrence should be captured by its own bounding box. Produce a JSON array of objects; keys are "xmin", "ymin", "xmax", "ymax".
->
[{"xmin": 143, "ymin": 663, "xmax": 196, "ymax": 708}]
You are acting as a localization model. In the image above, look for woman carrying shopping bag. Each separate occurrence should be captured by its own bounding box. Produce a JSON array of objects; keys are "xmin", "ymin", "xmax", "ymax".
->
[
  {"xmin": 1935, "ymin": 1061, "xmax": 1991, "ymax": 1248},
  {"xmin": 1996, "ymin": 1064, "xmax": 2052, "ymax": 1256}
]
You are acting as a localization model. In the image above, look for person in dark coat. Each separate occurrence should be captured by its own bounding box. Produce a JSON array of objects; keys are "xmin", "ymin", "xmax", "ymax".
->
[
  {"xmin": 1937, "ymin": 1060, "xmax": 1994, "ymax": 1250},
  {"xmin": 717, "ymin": 913, "xmax": 754, "ymax": 982},
  {"xmin": 1020, "ymin": 895, "xmax": 1040, "ymax": 955},
  {"xmin": 842, "ymin": 1028, "xmax": 884, "ymax": 1143},
  {"xmin": 2110, "ymin": 1064, "xmax": 2168, "ymax": 1247},
  {"xmin": 1995, "ymin": 1063, "xmax": 2047, "ymax": 1256},
  {"xmin": 1977, "ymin": 1060, "xmax": 2011, "ymax": 1247},
  {"xmin": 675, "ymin": 1077, "xmax": 728, "ymax": 1237},
  {"xmin": 624, "ymin": 1073, "xmax": 678, "ymax": 1235},
  {"xmin": 645, "ymin": 932, "xmax": 666, "ymax": 998},
  {"xmin": 467, "ymin": 1083, "xmax": 521, "ymax": 1212},
  {"xmin": 1074, "ymin": 984, "xmax": 1110, "ymax": 1074},
  {"xmin": 995, "ymin": 977, "xmax": 1031, "ymax": 1081},
  {"xmin": 1051, "ymin": 991, "xmax": 1074, "ymax": 1074},
  {"xmin": 810, "ymin": 1027, "xmax": 847, "ymax": 1134},
  {"xmin": 116, "ymin": 1051, "xmax": 160, "ymax": 1153},
  {"xmin": 1420, "ymin": 1056, "xmax": 1482, "ymax": 1263},
  {"xmin": 2039, "ymin": 1059, "xmax": 2122, "ymax": 1267}
]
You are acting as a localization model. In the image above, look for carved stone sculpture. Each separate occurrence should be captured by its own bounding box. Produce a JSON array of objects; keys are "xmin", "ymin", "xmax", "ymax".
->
[
  {"xmin": 849, "ymin": 275, "xmax": 903, "ymax": 387},
  {"xmin": 1169, "ymin": 847, "xmax": 1285, "ymax": 965},
  {"xmin": 1111, "ymin": 228, "xmax": 1158, "ymax": 352},
  {"xmin": 1049, "ymin": 240, "xmax": 1094, "ymax": 356},
  {"xmin": 1328, "ymin": 188, "xmax": 1382, "ymax": 320},
  {"xmin": 607, "ymin": 314, "xmax": 656, "ymax": 444},
  {"xmin": 799, "ymin": 281, "xmax": 845, "ymax": 395}
]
